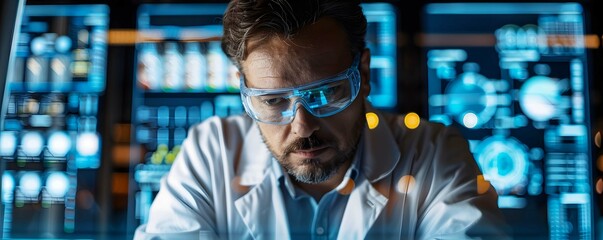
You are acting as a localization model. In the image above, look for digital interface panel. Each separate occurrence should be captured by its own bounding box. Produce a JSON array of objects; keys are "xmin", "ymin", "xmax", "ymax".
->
[
  {"xmin": 424, "ymin": 3, "xmax": 592, "ymax": 239},
  {"xmin": 364, "ymin": 3, "xmax": 398, "ymax": 110},
  {"xmin": 0, "ymin": 4, "xmax": 108, "ymax": 238},
  {"xmin": 128, "ymin": 4, "xmax": 242, "ymax": 230},
  {"xmin": 127, "ymin": 3, "xmax": 398, "ymax": 230}
]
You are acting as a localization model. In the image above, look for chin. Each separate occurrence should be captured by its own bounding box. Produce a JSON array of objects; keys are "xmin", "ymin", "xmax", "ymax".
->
[{"xmin": 286, "ymin": 158, "xmax": 338, "ymax": 184}]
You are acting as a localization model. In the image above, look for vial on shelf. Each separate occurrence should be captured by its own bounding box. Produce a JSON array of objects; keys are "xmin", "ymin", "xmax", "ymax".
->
[{"xmin": 184, "ymin": 42, "xmax": 207, "ymax": 91}]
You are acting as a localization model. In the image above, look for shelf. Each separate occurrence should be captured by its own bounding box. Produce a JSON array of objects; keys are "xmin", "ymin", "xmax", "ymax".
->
[{"xmin": 9, "ymin": 82, "xmax": 105, "ymax": 94}]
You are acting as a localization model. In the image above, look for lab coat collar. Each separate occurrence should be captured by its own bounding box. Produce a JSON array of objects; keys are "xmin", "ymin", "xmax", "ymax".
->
[
  {"xmin": 234, "ymin": 170, "xmax": 291, "ymax": 239},
  {"xmin": 361, "ymin": 104, "xmax": 402, "ymax": 183},
  {"xmin": 237, "ymin": 122, "xmax": 272, "ymax": 186},
  {"xmin": 336, "ymin": 172, "xmax": 390, "ymax": 239},
  {"xmin": 337, "ymin": 103, "xmax": 401, "ymax": 238}
]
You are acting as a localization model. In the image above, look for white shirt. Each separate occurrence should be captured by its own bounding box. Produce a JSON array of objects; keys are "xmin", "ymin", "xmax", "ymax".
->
[{"xmin": 134, "ymin": 105, "xmax": 510, "ymax": 239}]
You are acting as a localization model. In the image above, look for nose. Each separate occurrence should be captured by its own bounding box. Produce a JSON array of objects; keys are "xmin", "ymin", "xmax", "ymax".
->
[{"xmin": 290, "ymin": 104, "xmax": 320, "ymax": 138}]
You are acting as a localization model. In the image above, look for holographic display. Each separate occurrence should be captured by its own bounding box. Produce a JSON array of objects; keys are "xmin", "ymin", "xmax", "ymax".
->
[
  {"xmin": 364, "ymin": 3, "xmax": 398, "ymax": 110},
  {"xmin": 0, "ymin": 4, "xmax": 109, "ymax": 238},
  {"xmin": 424, "ymin": 3, "xmax": 592, "ymax": 239}
]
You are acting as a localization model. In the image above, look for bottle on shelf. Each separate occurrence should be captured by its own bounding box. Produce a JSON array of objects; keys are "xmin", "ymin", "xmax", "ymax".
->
[
  {"xmin": 26, "ymin": 36, "xmax": 49, "ymax": 85},
  {"xmin": 51, "ymin": 35, "xmax": 73, "ymax": 90},
  {"xmin": 72, "ymin": 29, "xmax": 90, "ymax": 80},
  {"xmin": 184, "ymin": 42, "xmax": 207, "ymax": 91},
  {"xmin": 162, "ymin": 42, "xmax": 184, "ymax": 91},
  {"xmin": 206, "ymin": 41, "xmax": 227, "ymax": 92},
  {"xmin": 137, "ymin": 43, "xmax": 163, "ymax": 91}
]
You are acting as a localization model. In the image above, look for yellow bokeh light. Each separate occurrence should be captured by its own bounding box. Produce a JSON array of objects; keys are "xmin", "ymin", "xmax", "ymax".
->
[
  {"xmin": 397, "ymin": 175, "xmax": 416, "ymax": 194},
  {"xmin": 338, "ymin": 179, "xmax": 355, "ymax": 195},
  {"xmin": 477, "ymin": 175, "xmax": 491, "ymax": 194},
  {"xmin": 597, "ymin": 155, "xmax": 603, "ymax": 172},
  {"xmin": 404, "ymin": 112, "xmax": 420, "ymax": 129},
  {"xmin": 365, "ymin": 112, "xmax": 379, "ymax": 130},
  {"xmin": 595, "ymin": 131, "xmax": 601, "ymax": 148},
  {"xmin": 596, "ymin": 178, "xmax": 603, "ymax": 194}
]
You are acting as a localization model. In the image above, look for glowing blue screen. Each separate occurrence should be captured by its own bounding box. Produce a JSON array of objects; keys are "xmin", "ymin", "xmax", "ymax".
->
[{"xmin": 424, "ymin": 3, "xmax": 592, "ymax": 239}]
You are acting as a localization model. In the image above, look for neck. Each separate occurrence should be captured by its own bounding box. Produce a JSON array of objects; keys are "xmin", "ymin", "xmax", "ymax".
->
[{"xmin": 293, "ymin": 158, "xmax": 352, "ymax": 202}]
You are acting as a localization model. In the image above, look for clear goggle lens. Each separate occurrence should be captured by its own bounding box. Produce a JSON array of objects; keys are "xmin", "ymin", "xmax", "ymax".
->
[{"xmin": 240, "ymin": 55, "xmax": 361, "ymax": 124}]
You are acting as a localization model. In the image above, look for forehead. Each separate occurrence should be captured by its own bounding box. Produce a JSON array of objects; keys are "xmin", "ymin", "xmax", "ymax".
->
[{"xmin": 242, "ymin": 17, "xmax": 352, "ymax": 89}]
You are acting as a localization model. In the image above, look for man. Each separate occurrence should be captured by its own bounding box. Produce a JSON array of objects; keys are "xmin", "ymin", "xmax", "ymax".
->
[{"xmin": 135, "ymin": 0, "xmax": 510, "ymax": 239}]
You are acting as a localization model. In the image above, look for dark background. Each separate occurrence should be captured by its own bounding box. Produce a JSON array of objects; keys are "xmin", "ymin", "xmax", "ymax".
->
[{"xmin": 15, "ymin": 0, "xmax": 603, "ymax": 238}]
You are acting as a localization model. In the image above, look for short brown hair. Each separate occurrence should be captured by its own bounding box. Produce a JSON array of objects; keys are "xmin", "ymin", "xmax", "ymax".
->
[{"xmin": 221, "ymin": 0, "xmax": 367, "ymax": 69}]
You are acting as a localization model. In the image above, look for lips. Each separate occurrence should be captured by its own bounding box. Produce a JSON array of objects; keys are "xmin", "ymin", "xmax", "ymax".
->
[{"xmin": 290, "ymin": 146, "xmax": 329, "ymax": 158}]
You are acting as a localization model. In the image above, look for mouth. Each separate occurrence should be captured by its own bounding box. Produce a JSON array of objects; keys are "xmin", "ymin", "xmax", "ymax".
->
[{"xmin": 290, "ymin": 146, "xmax": 329, "ymax": 159}]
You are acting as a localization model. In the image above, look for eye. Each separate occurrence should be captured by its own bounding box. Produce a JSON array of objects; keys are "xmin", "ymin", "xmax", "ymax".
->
[
  {"xmin": 262, "ymin": 97, "xmax": 287, "ymax": 106},
  {"xmin": 323, "ymin": 86, "xmax": 337, "ymax": 95},
  {"xmin": 323, "ymin": 84, "xmax": 345, "ymax": 98}
]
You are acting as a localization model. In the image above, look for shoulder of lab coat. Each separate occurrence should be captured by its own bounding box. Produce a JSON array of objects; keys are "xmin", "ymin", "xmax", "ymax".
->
[
  {"xmin": 381, "ymin": 112, "xmax": 512, "ymax": 239},
  {"xmin": 135, "ymin": 114, "xmax": 259, "ymax": 239}
]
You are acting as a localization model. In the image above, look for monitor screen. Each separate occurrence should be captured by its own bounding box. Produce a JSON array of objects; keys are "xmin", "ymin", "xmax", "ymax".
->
[
  {"xmin": 1, "ymin": 4, "xmax": 109, "ymax": 238},
  {"xmin": 423, "ymin": 3, "xmax": 592, "ymax": 239}
]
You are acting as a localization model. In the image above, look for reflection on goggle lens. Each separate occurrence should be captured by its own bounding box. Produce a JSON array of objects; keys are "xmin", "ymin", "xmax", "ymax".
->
[{"xmin": 240, "ymin": 54, "xmax": 361, "ymax": 124}]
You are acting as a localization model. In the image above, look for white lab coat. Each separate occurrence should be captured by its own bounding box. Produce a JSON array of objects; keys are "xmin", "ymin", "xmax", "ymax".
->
[{"xmin": 134, "ymin": 106, "xmax": 510, "ymax": 239}]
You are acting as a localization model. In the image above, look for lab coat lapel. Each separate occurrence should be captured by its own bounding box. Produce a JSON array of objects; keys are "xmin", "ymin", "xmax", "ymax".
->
[
  {"xmin": 234, "ymin": 171, "xmax": 290, "ymax": 240},
  {"xmin": 234, "ymin": 123, "xmax": 290, "ymax": 239},
  {"xmin": 337, "ymin": 174, "xmax": 389, "ymax": 239},
  {"xmin": 237, "ymin": 124, "xmax": 271, "ymax": 186},
  {"xmin": 338, "ymin": 107, "xmax": 401, "ymax": 239},
  {"xmin": 361, "ymin": 107, "xmax": 401, "ymax": 183}
]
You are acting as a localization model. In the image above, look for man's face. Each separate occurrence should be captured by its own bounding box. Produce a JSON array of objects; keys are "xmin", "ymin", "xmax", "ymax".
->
[{"xmin": 241, "ymin": 17, "xmax": 371, "ymax": 184}]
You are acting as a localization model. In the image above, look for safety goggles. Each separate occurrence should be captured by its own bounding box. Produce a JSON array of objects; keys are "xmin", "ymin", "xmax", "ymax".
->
[{"xmin": 240, "ymin": 54, "xmax": 361, "ymax": 125}]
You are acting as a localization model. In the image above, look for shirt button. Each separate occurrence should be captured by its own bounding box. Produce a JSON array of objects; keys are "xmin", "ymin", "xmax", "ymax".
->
[{"xmin": 316, "ymin": 227, "xmax": 325, "ymax": 235}]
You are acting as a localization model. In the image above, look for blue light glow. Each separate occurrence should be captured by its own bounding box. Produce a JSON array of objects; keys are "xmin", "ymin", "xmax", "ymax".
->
[
  {"xmin": 425, "ymin": 3, "xmax": 582, "ymax": 15},
  {"xmin": 0, "ymin": 132, "xmax": 17, "ymax": 156},
  {"xmin": 30, "ymin": 37, "xmax": 46, "ymax": 56},
  {"xmin": 429, "ymin": 115, "xmax": 452, "ymax": 126},
  {"xmin": 425, "ymin": 2, "xmax": 592, "ymax": 237},
  {"xmin": 21, "ymin": 132, "xmax": 44, "ymax": 156},
  {"xmin": 475, "ymin": 136, "xmax": 529, "ymax": 193},
  {"xmin": 444, "ymin": 72, "xmax": 497, "ymax": 128},
  {"xmin": 45, "ymin": 172, "xmax": 70, "ymax": 198},
  {"xmin": 48, "ymin": 131, "xmax": 72, "ymax": 157},
  {"xmin": 3, "ymin": 173, "xmax": 15, "ymax": 202},
  {"xmin": 19, "ymin": 172, "xmax": 42, "ymax": 198},
  {"xmin": 55, "ymin": 35, "xmax": 72, "ymax": 53},
  {"xmin": 76, "ymin": 132, "xmax": 99, "ymax": 156},
  {"xmin": 519, "ymin": 76, "xmax": 560, "ymax": 122},
  {"xmin": 498, "ymin": 195, "xmax": 527, "ymax": 209}
]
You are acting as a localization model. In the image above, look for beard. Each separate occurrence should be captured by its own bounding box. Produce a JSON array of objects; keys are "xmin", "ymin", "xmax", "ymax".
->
[{"xmin": 259, "ymin": 116, "xmax": 364, "ymax": 184}]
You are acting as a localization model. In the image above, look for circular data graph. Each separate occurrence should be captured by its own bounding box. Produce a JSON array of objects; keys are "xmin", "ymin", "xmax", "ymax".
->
[
  {"xmin": 445, "ymin": 72, "xmax": 497, "ymax": 128},
  {"xmin": 475, "ymin": 136, "xmax": 529, "ymax": 193}
]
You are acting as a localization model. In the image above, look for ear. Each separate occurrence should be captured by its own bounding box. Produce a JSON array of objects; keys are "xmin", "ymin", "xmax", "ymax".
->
[{"xmin": 360, "ymin": 48, "xmax": 371, "ymax": 98}]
